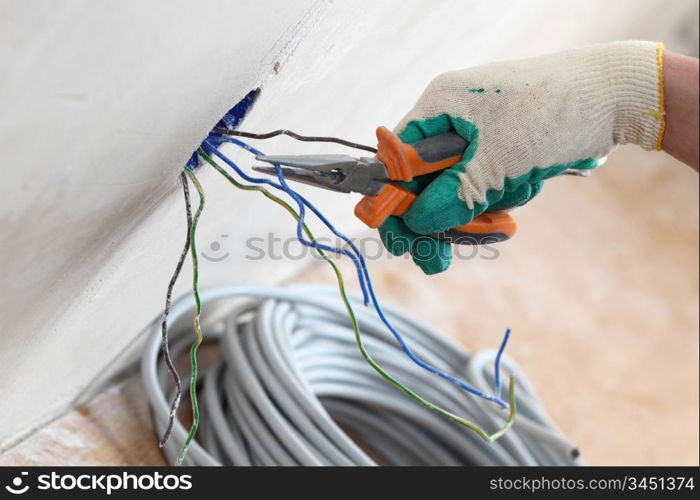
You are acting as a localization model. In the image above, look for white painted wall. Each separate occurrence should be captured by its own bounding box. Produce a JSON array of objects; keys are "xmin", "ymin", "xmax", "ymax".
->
[{"xmin": 1, "ymin": 0, "xmax": 697, "ymax": 449}]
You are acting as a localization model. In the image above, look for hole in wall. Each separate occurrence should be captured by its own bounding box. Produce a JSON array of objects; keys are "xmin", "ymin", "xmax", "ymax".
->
[
  {"xmin": 214, "ymin": 88, "xmax": 261, "ymax": 130},
  {"xmin": 186, "ymin": 88, "xmax": 261, "ymax": 169}
]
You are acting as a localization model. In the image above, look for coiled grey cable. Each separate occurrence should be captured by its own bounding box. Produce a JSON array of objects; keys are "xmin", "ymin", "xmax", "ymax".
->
[{"xmin": 141, "ymin": 284, "xmax": 581, "ymax": 466}]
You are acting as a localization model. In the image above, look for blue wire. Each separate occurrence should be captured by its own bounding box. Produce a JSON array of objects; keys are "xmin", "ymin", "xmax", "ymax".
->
[
  {"xmin": 206, "ymin": 134, "xmax": 510, "ymax": 408},
  {"xmin": 204, "ymin": 133, "xmax": 511, "ymax": 409},
  {"xmin": 202, "ymin": 139, "xmax": 370, "ymax": 304},
  {"xmin": 494, "ymin": 328, "xmax": 511, "ymax": 400}
]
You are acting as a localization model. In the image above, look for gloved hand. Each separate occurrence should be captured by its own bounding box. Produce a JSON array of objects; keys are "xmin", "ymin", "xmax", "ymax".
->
[{"xmin": 380, "ymin": 40, "xmax": 666, "ymax": 274}]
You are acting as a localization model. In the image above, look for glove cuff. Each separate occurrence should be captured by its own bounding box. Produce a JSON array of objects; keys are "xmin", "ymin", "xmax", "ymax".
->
[{"xmin": 581, "ymin": 41, "xmax": 666, "ymax": 151}]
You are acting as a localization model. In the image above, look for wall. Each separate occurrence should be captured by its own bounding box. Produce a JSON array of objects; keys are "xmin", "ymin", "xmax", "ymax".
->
[{"xmin": 0, "ymin": 0, "xmax": 697, "ymax": 450}]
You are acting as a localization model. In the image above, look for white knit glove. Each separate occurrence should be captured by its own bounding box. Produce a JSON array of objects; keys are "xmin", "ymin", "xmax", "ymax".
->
[{"xmin": 391, "ymin": 40, "xmax": 666, "ymax": 237}]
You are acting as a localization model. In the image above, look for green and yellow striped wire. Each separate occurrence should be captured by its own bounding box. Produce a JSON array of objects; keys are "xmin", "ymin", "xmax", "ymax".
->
[{"xmin": 177, "ymin": 169, "xmax": 205, "ymax": 464}]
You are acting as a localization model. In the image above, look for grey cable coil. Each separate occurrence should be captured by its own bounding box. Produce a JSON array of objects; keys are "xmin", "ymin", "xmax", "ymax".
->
[{"xmin": 141, "ymin": 285, "xmax": 581, "ymax": 466}]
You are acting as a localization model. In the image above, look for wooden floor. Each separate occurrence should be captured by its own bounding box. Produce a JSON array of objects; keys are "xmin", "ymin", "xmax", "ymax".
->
[
  {"xmin": 0, "ymin": 376, "xmax": 166, "ymax": 466},
  {"xmin": 1, "ymin": 146, "xmax": 697, "ymax": 466}
]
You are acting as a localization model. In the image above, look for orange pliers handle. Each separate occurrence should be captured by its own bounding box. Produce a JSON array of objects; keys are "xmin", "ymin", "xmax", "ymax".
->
[{"xmin": 354, "ymin": 127, "xmax": 517, "ymax": 244}]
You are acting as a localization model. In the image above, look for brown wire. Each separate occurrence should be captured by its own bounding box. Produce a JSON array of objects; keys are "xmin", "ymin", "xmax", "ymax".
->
[
  {"xmin": 212, "ymin": 127, "xmax": 378, "ymax": 154},
  {"xmin": 158, "ymin": 171, "xmax": 193, "ymax": 447}
]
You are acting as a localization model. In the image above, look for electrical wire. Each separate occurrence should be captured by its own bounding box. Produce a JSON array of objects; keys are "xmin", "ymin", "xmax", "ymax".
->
[
  {"xmin": 155, "ymin": 126, "xmax": 544, "ymax": 463},
  {"xmin": 178, "ymin": 168, "xmax": 205, "ymax": 464},
  {"xmin": 158, "ymin": 172, "xmax": 192, "ymax": 447},
  {"xmin": 203, "ymin": 139, "xmax": 371, "ymax": 302},
  {"xmin": 141, "ymin": 285, "xmax": 580, "ymax": 466},
  {"xmin": 203, "ymin": 136, "xmax": 511, "ymax": 410},
  {"xmin": 494, "ymin": 328, "xmax": 511, "ymax": 400},
  {"xmin": 196, "ymin": 148, "xmax": 515, "ymax": 441},
  {"xmin": 211, "ymin": 128, "xmax": 378, "ymax": 154}
]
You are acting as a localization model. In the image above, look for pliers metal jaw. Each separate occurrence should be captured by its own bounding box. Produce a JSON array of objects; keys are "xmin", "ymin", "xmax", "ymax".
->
[
  {"xmin": 251, "ymin": 127, "xmax": 521, "ymax": 245},
  {"xmin": 253, "ymin": 154, "xmax": 390, "ymax": 196}
]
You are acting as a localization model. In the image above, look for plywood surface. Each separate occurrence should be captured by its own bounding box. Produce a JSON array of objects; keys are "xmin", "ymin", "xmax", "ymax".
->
[{"xmin": 0, "ymin": 377, "xmax": 166, "ymax": 466}]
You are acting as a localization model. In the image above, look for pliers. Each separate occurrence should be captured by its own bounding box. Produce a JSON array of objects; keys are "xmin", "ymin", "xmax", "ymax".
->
[{"xmin": 253, "ymin": 126, "xmax": 579, "ymax": 245}]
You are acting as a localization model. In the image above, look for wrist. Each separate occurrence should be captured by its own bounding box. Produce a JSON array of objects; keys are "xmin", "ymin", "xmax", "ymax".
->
[{"xmin": 662, "ymin": 50, "xmax": 700, "ymax": 170}]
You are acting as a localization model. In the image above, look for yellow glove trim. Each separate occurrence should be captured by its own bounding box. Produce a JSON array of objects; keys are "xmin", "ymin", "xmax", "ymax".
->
[{"xmin": 654, "ymin": 41, "xmax": 666, "ymax": 151}]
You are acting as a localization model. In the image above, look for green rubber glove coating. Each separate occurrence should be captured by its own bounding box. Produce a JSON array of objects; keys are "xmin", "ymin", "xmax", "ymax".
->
[
  {"xmin": 378, "ymin": 216, "xmax": 452, "ymax": 275},
  {"xmin": 398, "ymin": 114, "xmax": 597, "ymax": 234},
  {"xmin": 488, "ymin": 181, "xmax": 543, "ymax": 211},
  {"xmin": 378, "ymin": 216, "xmax": 412, "ymax": 256}
]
